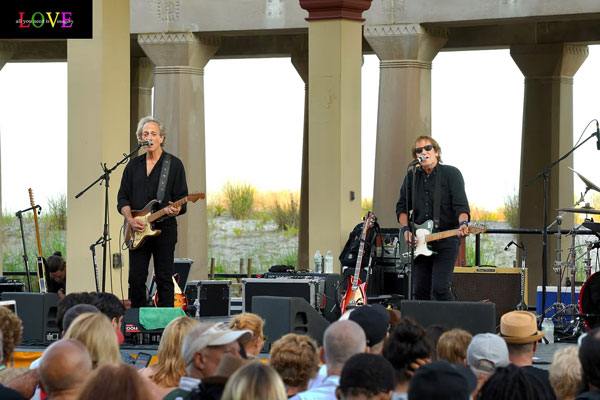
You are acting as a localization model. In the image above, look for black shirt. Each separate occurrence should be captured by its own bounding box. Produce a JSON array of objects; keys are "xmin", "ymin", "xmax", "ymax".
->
[
  {"xmin": 395, "ymin": 163, "xmax": 470, "ymax": 231},
  {"xmin": 117, "ymin": 151, "xmax": 188, "ymax": 229},
  {"xmin": 46, "ymin": 275, "xmax": 66, "ymax": 294}
]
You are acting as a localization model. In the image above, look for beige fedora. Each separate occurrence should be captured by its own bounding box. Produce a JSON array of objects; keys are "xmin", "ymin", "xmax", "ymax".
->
[{"xmin": 499, "ymin": 311, "xmax": 545, "ymax": 344}]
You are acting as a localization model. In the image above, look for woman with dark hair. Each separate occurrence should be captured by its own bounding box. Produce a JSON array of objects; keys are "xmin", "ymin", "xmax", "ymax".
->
[
  {"xmin": 577, "ymin": 328, "xmax": 600, "ymax": 399},
  {"xmin": 46, "ymin": 251, "xmax": 66, "ymax": 297},
  {"xmin": 382, "ymin": 318, "xmax": 433, "ymax": 398},
  {"xmin": 76, "ymin": 363, "xmax": 154, "ymax": 400}
]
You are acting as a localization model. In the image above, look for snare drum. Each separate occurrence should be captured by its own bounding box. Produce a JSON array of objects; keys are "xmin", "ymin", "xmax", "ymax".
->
[{"xmin": 578, "ymin": 271, "xmax": 600, "ymax": 330}]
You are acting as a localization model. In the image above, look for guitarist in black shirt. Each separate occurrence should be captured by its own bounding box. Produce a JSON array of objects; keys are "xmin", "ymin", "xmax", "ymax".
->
[{"xmin": 396, "ymin": 136, "xmax": 470, "ymax": 301}]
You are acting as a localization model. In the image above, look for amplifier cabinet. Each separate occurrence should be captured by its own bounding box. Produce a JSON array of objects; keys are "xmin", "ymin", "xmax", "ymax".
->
[
  {"xmin": 184, "ymin": 280, "xmax": 231, "ymax": 317},
  {"xmin": 242, "ymin": 278, "xmax": 323, "ymax": 315},
  {"xmin": 452, "ymin": 267, "xmax": 527, "ymax": 323}
]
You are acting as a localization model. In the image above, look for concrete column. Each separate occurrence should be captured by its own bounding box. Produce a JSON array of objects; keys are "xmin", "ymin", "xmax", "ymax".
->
[
  {"xmin": 299, "ymin": 0, "xmax": 372, "ymax": 272},
  {"xmin": 291, "ymin": 49, "xmax": 309, "ymax": 269},
  {"xmin": 364, "ymin": 24, "xmax": 448, "ymax": 228},
  {"xmin": 130, "ymin": 57, "xmax": 154, "ymax": 150},
  {"xmin": 139, "ymin": 33, "xmax": 219, "ymax": 281},
  {"xmin": 0, "ymin": 41, "xmax": 17, "ymax": 275},
  {"xmin": 511, "ymin": 44, "xmax": 588, "ymax": 305},
  {"xmin": 67, "ymin": 0, "xmax": 130, "ymax": 293}
]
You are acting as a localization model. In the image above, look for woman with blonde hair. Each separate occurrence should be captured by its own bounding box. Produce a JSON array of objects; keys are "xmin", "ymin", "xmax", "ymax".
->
[
  {"xmin": 549, "ymin": 346, "xmax": 582, "ymax": 400},
  {"xmin": 221, "ymin": 362, "xmax": 286, "ymax": 400},
  {"xmin": 228, "ymin": 313, "xmax": 265, "ymax": 357},
  {"xmin": 139, "ymin": 316, "xmax": 198, "ymax": 397},
  {"xmin": 63, "ymin": 312, "xmax": 121, "ymax": 368},
  {"xmin": 269, "ymin": 333, "xmax": 320, "ymax": 397}
]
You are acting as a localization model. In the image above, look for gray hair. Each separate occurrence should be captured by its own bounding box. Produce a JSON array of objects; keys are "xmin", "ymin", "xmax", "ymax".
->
[
  {"xmin": 323, "ymin": 320, "xmax": 366, "ymax": 372},
  {"xmin": 182, "ymin": 322, "xmax": 216, "ymax": 374},
  {"xmin": 136, "ymin": 116, "xmax": 166, "ymax": 146}
]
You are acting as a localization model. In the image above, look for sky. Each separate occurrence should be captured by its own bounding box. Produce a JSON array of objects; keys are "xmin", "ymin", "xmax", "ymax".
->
[{"xmin": 1, "ymin": 46, "xmax": 600, "ymax": 214}]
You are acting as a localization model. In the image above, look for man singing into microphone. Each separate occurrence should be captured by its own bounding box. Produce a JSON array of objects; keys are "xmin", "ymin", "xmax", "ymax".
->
[
  {"xmin": 117, "ymin": 116, "xmax": 188, "ymax": 308},
  {"xmin": 395, "ymin": 136, "xmax": 470, "ymax": 301}
]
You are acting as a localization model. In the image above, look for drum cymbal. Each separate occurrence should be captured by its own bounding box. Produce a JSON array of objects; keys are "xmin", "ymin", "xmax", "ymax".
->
[
  {"xmin": 557, "ymin": 207, "xmax": 600, "ymax": 215},
  {"xmin": 569, "ymin": 167, "xmax": 600, "ymax": 193}
]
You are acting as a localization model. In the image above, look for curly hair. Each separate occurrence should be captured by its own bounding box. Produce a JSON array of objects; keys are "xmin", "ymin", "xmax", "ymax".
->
[
  {"xmin": 229, "ymin": 313, "xmax": 264, "ymax": 355},
  {"xmin": 436, "ymin": 328, "xmax": 472, "ymax": 365},
  {"xmin": 0, "ymin": 306, "xmax": 22, "ymax": 365},
  {"xmin": 269, "ymin": 333, "xmax": 320, "ymax": 389},
  {"xmin": 135, "ymin": 116, "xmax": 166, "ymax": 146},
  {"xmin": 383, "ymin": 318, "xmax": 432, "ymax": 385},
  {"xmin": 151, "ymin": 316, "xmax": 198, "ymax": 388},
  {"xmin": 477, "ymin": 364, "xmax": 554, "ymax": 400}
]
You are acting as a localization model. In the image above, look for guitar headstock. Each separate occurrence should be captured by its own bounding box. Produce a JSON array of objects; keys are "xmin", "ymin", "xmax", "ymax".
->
[
  {"xmin": 468, "ymin": 224, "xmax": 487, "ymax": 235},
  {"xmin": 188, "ymin": 192, "xmax": 206, "ymax": 203},
  {"xmin": 28, "ymin": 188, "xmax": 35, "ymax": 207},
  {"xmin": 363, "ymin": 211, "xmax": 377, "ymax": 229}
]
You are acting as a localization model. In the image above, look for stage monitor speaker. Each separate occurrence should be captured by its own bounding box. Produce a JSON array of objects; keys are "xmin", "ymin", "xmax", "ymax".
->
[
  {"xmin": 452, "ymin": 267, "xmax": 526, "ymax": 325},
  {"xmin": 1, "ymin": 292, "xmax": 60, "ymax": 344},
  {"xmin": 252, "ymin": 296, "xmax": 330, "ymax": 353},
  {"xmin": 401, "ymin": 300, "xmax": 496, "ymax": 335}
]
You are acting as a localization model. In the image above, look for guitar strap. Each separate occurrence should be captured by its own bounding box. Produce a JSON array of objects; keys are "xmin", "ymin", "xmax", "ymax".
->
[
  {"xmin": 433, "ymin": 165, "xmax": 442, "ymax": 230},
  {"xmin": 156, "ymin": 153, "xmax": 171, "ymax": 205}
]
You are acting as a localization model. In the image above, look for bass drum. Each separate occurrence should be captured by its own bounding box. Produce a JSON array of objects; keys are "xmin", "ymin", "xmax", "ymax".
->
[{"xmin": 579, "ymin": 271, "xmax": 600, "ymax": 330}]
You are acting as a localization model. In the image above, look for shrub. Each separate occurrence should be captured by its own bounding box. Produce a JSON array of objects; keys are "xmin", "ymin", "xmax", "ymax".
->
[
  {"xmin": 222, "ymin": 181, "xmax": 255, "ymax": 220},
  {"xmin": 46, "ymin": 194, "xmax": 67, "ymax": 230},
  {"xmin": 269, "ymin": 193, "xmax": 299, "ymax": 231},
  {"xmin": 502, "ymin": 191, "xmax": 519, "ymax": 229},
  {"xmin": 361, "ymin": 198, "xmax": 373, "ymax": 218}
]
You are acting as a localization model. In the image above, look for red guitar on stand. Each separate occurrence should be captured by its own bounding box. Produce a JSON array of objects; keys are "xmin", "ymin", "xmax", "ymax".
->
[
  {"xmin": 151, "ymin": 273, "xmax": 187, "ymax": 310},
  {"xmin": 341, "ymin": 212, "xmax": 376, "ymax": 314}
]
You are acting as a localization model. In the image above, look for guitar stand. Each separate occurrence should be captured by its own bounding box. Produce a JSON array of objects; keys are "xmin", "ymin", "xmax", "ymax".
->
[{"xmin": 15, "ymin": 205, "xmax": 41, "ymax": 292}]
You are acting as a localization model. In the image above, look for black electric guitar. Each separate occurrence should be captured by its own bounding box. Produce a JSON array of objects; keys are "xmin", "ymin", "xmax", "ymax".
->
[
  {"xmin": 124, "ymin": 192, "xmax": 205, "ymax": 250},
  {"xmin": 399, "ymin": 219, "xmax": 486, "ymax": 263},
  {"xmin": 28, "ymin": 188, "xmax": 47, "ymax": 293}
]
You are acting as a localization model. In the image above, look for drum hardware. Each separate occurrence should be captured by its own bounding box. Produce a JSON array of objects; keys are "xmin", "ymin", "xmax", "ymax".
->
[
  {"xmin": 504, "ymin": 240, "xmax": 527, "ymax": 311},
  {"xmin": 544, "ymin": 216, "xmax": 567, "ymax": 318}
]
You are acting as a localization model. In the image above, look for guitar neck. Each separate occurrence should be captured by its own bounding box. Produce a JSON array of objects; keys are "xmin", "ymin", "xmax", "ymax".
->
[
  {"xmin": 148, "ymin": 197, "xmax": 189, "ymax": 223},
  {"xmin": 426, "ymin": 229, "xmax": 459, "ymax": 243}
]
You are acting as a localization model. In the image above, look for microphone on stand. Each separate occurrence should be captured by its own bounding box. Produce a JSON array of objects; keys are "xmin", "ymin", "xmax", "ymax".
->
[
  {"xmin": 138, "ymin": 140, "xmax": 153, "ymax": 147},
  {"xmin": 409, "ymin": 155, "xmax": 427, "ymax": 166},
  {"xmin": 596, "ymin": 121, "xmax": 600, "ymax": 150}
]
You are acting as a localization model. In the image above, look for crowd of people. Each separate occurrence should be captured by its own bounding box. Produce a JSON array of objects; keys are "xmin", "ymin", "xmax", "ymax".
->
[{"xmin": 0, "ymin": 293, "xmax": 600, "ymax": 399}]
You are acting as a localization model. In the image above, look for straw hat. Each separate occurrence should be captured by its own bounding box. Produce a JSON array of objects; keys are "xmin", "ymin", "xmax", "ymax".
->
[{"xmin": 499, "ymin": 311, "xmax": 544, "ymax": 344}]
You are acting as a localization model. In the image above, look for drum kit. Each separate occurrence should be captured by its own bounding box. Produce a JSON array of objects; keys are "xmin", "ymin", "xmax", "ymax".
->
[{"xmin": 546, "ymin": 167, "xmax": 600, "ymax": 339}]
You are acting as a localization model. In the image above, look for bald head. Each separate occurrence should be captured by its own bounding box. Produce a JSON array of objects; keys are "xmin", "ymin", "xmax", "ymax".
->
[
  {"xmin": 323, "ymin": 320, "xmax": 367, "ymax": 374},
  {"xmin": 40, "ymin": 339, "xmax": 92, "ymax": 399}
]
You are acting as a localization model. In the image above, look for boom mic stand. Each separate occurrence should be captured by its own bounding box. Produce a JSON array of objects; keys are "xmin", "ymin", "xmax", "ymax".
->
[
  {"xmin": 75, "ymin": 143, "xmax": 144, "ymax": 292},
  {"xmin": 525, "ymin": 121, "xmax": 599, "ymax": 328}
]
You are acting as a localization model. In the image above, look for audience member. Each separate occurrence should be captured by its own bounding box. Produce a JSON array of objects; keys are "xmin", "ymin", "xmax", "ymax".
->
[
  {"xmin": 348, "ymin": 304, "xmax": 390, "ymax": 354},
  {"xmin": 382, "ymin": 318, "xmax": 432, "ymax": 397},
  {"xmin": 164, "ymin": 322, "xmax": 252, "ymax": 400},
  {"xmin": 190, "ymin": 354, "xmax": 250, "ymax": 400},
  {"xmin": 425, "ymin": 325, "xmax": 448, "ymax": 361},
  {"xmin": 2, "ymin": 369, "xmax": 39, "ymax": 400},
  {"xmin": 549, "ymin": 346, "xmax": 582, "ymax": 400},
  {"xmin": 0, "ymin": 306, "xmax": 27, "ymax": 383},
  {"xmin": 221, "ymin": 362, "xmax": 287, "ymax": 400},
  {"xmin": 228, "ymin": 313, "xmax": 265, "ymax": 357},
  {"xmin": 63, "ymin": 313, "xmax": 121, "ymax": 368},
  {"xmin": 336, "ymin": 353, "xmax": 395, "ymax": 400},
  {"xmin": 269, "ymin": 333, "xmax": 320, "ymax": 397},
  {"xmin": 437, "ymin": 328, "xmax": 472, "ymax": 365},
  {"xmin": 61, "ymin": 304, "xmax": 101, "ymax": 334},
  {"xmin": 577, "ymin": 327, "xmax": 600, "ymax": 399},
  {"xmin": 408, "ymin": 359, "xmax": 476, "ymax": 400},
  {"xmin": 75, "ymin": 363, "xmax": 153, "ymax": 400},
  {"xmin": 478, "ymin": 364, "xmax": 555, "ymax": 400},
  {"xmin": 39, "ymin": 339, "xmax": 92, "ymax": 400},
  {"xmin": 466, "ymin": 333, "xmax": 509, "ymax": 397},
  {"xmin": 499, "ymin": 311, "xmax": 556, "ymax": 398},
  {"xmin": 140, "ymin": 316, "xmax": 198, "ymax": 398},
  {"xmin": 291, "ymin": 320, "xmax": 367, "ymax": 400},
  {"xmin": 94, "ymin": 292, "xmax": 126, "ymax": 330},
  {"xmin": 46, "ymin": 251, "xmax": 67, "ymax": 297},
  {"xmin": 56, "ymin": 292, "xmax": 98, "ymax": 333}
]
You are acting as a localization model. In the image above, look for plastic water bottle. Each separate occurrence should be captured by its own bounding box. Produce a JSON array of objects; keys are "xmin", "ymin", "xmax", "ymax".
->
[
  {"xmin": 314, "ymin": 250, "xmax": 323, "ymax": 273},
  {"xmin": 542, "ymin": 318, "xmax": 554, "ymax": 344},
  {"xmin": 325, "ymin": 250, "xmax": 334, "ymax": 274},
  {"xmin": 193, "ymin": 298, "xmax": 200, "ymax": 319}
]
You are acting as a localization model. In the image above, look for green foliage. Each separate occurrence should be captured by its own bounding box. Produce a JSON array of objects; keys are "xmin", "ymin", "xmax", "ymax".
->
[
  {"xmin": 214, "ymin": 204, "xmax": 225, "ymax": 217},
  {"xmin": 2, "ymin": 208, "xmax": 15, "ymax": 226},
  {"xmin": 282, "ymin": 224, "xmax": 299, "ymax": 239},
  {"xmin": 502, "ymin": 191, "xmax": 519, "ymax": 229},
  {"xmin": 464, "ymin": 235, "xmax": 495, "ymax": 267},
  {"xmin": 222, "ymin": 181, "xmax": 255, "ymax": 220},
  {"xmin": 233, "ymin": 227, "xmax": 244, "ymax": 236},
  {"xmin": 272, "ymin": 249, "xmax": 298, "ymax": 268},
  {"xmin": 45, "ymin": 194, "xmax": 67, "ymax": 230},
  {"xmin": 361, "ymin": 198, "xmax": 373, "ymax": 218},
  {"xmin": 268, "ymin": 194, "xmax": 299, "ymax": 231}
]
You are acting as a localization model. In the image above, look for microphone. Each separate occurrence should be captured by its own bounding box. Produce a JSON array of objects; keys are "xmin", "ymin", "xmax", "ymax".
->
[
  {"xmin": 504, "ymin": 241, "xmax": 515, "ymax": 251},
  {"xmin": 409, "ymin": 155, "xmax": 427, "ymax": 166},
  {"xmin": 138, "ymin": 140, "xmax": 153, "ymax": 147},
  {"xmin": 596, "ymin": 121, "xmax": 600, "ymax": 150}
]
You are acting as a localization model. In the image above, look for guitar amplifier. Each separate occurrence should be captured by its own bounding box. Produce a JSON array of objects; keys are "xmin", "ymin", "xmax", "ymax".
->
[
  {"xmin": 242, "ymin": 278, "xmax": 324, "ymax": 315},
  {"xmin": 184, "ymin": 280, "xmax": 231, "ymax": 317}
]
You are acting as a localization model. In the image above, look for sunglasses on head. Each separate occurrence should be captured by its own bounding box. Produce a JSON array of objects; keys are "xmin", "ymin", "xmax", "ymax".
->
[{"xmin": 415, "ymin": 144, "xmax": 434, "ymax": 154}]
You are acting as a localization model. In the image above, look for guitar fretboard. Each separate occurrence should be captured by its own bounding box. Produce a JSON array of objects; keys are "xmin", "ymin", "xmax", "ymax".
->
[
  {"xmin": 148, "ymin": 196, "xmax": 189, "ymax": 224},
  {"xmin": 426, "ymin": 229, "xmax": 460, "ymax": 243}
]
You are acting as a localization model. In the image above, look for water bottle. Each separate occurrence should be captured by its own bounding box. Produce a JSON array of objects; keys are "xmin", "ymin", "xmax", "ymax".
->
[
  {"xmin": 314, "ymin": 250, "xmax": 322, "ymax": 273},
  {"xmin": 193, "ymin": 298, "xmax": 200, "ymax": 319},
  {"xmin": 542, "ymin": 318, "xmax": 554, "ymax": 344},
  {"xmin": 325, "ymin": 250, "xmax": 334, "ymax": 274}
]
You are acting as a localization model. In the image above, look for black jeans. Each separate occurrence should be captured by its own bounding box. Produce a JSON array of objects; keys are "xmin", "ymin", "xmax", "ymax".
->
[
  {"xmin": 128, "ymin": 224, "xmax": 177, "ymax": 308},
  {"xmin": 412, "ymin": 237, "xmax": 460, "ymax": 301}
]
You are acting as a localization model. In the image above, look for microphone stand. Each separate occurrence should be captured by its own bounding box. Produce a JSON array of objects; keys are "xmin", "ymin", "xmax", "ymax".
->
[
  {"xmin": 525, "ymin": 124, "xmax": 599, "ymax": 328},
  {"xmin": 75, "ymin": 143, "xmax": 143, "ymax": 292},
  {"xmin": 15, "ymin": 205, "xmax": 41, "ymax": 292},
  {"xmin": 408, "ymin": 163, "xmax": 418, "ymax": 300}
]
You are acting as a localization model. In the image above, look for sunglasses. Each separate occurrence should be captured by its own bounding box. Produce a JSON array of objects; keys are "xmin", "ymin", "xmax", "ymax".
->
[{"xmin": 414, "ymin": 144, "xmax": 434, "ymax": 154}]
